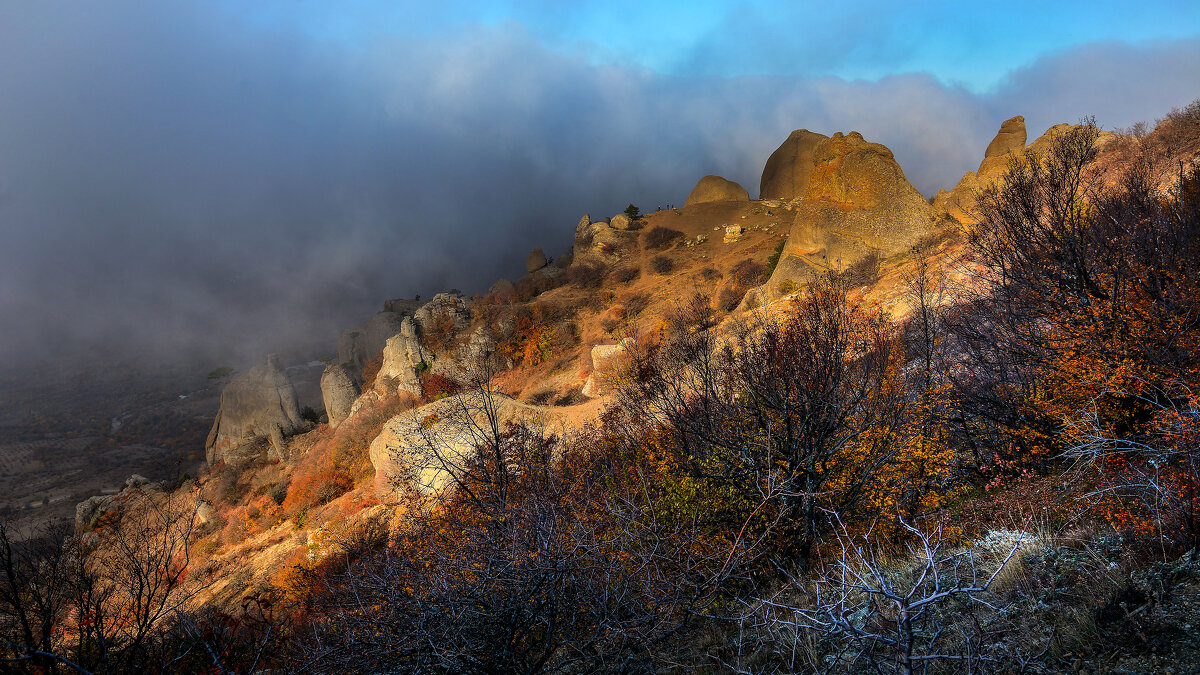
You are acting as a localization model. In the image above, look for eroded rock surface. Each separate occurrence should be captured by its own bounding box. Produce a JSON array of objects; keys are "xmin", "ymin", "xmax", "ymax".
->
[
  {"xmin": 685, "ymin": 175, "xmax": 750, "ymax": 206},
  {"xmin": 759, "ymin": 129, "xmax": 829, "ymax": 200},
  {"xmin": 321, "ymin": 363, "xmax": 362, "ymax": 429},
  {"xmin": 526, "ymin": 248, "xmax": 548, "ymax": 273},
  {"xmin": 376, "ymin": 320, "xmax": 426, "ymax": 397},
  {"xmin": 368, "ymin": 392, "xmax": 562, "ymax": 499},
  {"xmin": 766, "ymin": 131, "xmax": 935, "ymax": 294},
  {"xmin": 75, "ymin": 474, "xmax": 164, "ymax": 531},
  {"xmin": 582, "ymin": 339, "xmax": 634, "ymax": 398},
  {"xmin": 205, "ymin": 355, "xmax": 304, "ymax": 465}
]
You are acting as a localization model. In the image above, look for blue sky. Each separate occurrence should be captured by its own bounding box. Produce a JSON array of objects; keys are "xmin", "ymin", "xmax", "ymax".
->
[{"xmin": 230, "ymin": 0, "xmax": 1200, "ymax": 90}]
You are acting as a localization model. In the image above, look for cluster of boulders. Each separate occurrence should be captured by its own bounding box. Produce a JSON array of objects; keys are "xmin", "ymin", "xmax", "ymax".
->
[{"xmin": 201, "ymin": 291, "xmax": 485, "ymax": 470}]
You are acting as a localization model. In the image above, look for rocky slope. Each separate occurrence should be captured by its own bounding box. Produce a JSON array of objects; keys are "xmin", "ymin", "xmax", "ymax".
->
[{"xmin": 71, "ymin": 107, "xmax": 1200, "ymax": 644}]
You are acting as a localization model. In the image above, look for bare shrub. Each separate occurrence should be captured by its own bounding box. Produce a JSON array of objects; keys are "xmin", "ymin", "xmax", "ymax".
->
[
  {"xmin": 717, "ymin": 286, "xmax": 746, "ymax": 312},
  {"xmin": 649, "ymin": 255, "xmax": 674, "ymax": 275},
  {"xmin": 622, "ymin": 292, "xmax": 651, "ymax": 317},
  {"xmin": 840, "ymin": 251, "xmax": 882, "ymax": 286},
  {"xmin": 643, "ymin": 226, "xmax": 684, "ymax": 250},
  {"xmin": 731, "ymin": 258, "xmax": 767, "ymax": 287},
  {"xmin": 568, "ymin": 262, "xmax": 605, "ymax": 289},
  {"xmin": 611, "ymin": 266, "xmax": 640, "ymax": 283},
  {"xmin": 738, "ymin": 518, "xmax": 1030, "ymax": 674}
]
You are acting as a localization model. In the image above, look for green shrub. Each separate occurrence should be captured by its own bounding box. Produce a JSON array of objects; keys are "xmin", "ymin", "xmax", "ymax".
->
[{"xmin": 765, "ymin": 240, "xmax": 786, "ymax": 276}]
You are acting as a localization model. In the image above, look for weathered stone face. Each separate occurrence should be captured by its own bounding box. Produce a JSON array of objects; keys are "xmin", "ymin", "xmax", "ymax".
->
[
  {"xmin": 685, "ymin": 175, "xmax": 750, "ymax": 206},
  {"xmin": 368, "ymin": 392, "xmax": 560, "ymax": 500},
  {"xmin": 759, "ymin": 129, "xmax": 829, "ymax": 200},
  {"xmin": 337, "ymin": 311, "xmax": 408, "ymax": 373},
  {"xmin": 413, "ymin": 292, "xmax": 471, "ymax": 334},
  {"xmin": 766, "ymin": 131, "xmax": 936, "ymax": 295},
  {"xmin": 377, "ymin": 328, "xmax": 425, "ymax": 397},
  {"xmin": 572, "ymin": 212, "xmax": 638, "ymax": 264},
  {"xmin": 205, "ymin": 354, "xmax": 304, "ymax": 466},
  {"xmin": 934, "ymin": 118, "xmax": 1117, "ymax": 226},
  {"xmin": 984, "ymin": 115, "xmax": 1027, "ymax": 159},
  {"xmin": 581, "ymin": 338, "xmax": 634, "ymax": 398},
  {"xmin": 526, "ymin": 248, "xmax": 548, "ymax": 273},
  {"xmin": 609, "ymin": 213, "xmax": 634, "ymax": 230},
  {"xmin": 321, "ymin": 363, "xmax": 362, "ymax": 429},
  {"xmin": 74, "ymin": 474, "xmax": 165, "ymax": 531}
]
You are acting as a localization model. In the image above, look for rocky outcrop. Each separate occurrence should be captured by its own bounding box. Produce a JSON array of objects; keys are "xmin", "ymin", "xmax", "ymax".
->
[
  {"xmin": 984, "ymin": 115, "xmax": 1027, "ymax": 159},
  {"xmin": 610, "ymin": 213, "xmax": 635, "ymax": 230},
  {"xmin": 766, "ymin": 132, "xmax": 935, "ymax": 295},
  {"xmin": 337, "ymin": 311, "xmax": 408, "ymax": 373},
  {"xmin": 934, "ymin": 117, "xmax": 1117, "ymax": 225},
  {"xmin": 368, "ymin": 392, "xmax": 564, "ymax": 499},
  {"xmin": 489, "ymin": 278, "xmax": 515, "ymax": 298},
  {"xmin": 376, "ymin": 319, "xmax": 425, "ymax": 397},
  {"xmin": 320, "ymin": 363, "xmax": 362, "ymax": 429},
  {"xmin": 75, "ymin": 474, "xmax": 163, "ymax": 531},
  {"xmin": 760, "ymin": 129, "xmax": 829, "ymax": 200},
  {"xmin": 581, "ymin": 339, "xmax": 634, "ymax": 398},
  {"xmin": 934, "ymin": 116, "xmax": 1029, "ymax": 223},
  {"xmin": 685, "ymin": 175, "xmax": 750, "ymax": 206},
  {"xmin": 413, "ymin": 292, "xmax": 471, "ymax": 334},
  {"xmin": 573, "ymin": 212, "xmax": 638, "ymax": 264},
  {"xmin": 382, "ymin": 297, "xmax": 422, "ymax": 315},
  {"xmin": 205, "ymin": 355, "xmax": 304, "ymax": 465},
  {"xmin": 429, "ymin": 326, "xmax": 503, "ymax": 382},
  {"xmin": 526, "ymin": 248, "xmax": 548, "ymax": 273}
]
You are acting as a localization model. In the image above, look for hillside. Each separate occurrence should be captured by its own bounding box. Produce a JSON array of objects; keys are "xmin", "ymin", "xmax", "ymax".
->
[{"xmin": 4, "ymin": 100, "xmax": 1200, "ymax": 673}]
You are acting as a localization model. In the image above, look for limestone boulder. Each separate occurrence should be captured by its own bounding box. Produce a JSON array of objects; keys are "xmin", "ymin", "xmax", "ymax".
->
[
  {"xmin": 932, "ymin": 117, "xmax": 1029, "ymax": 224},
  {"xmin": 581, "ymin": 339, "xmax": 634, "ymax": 398},
  {"xmin": 377, "ymin": 322, "xmax": 426, "ymax": 397},
  {"xmin": 368, "ymin": 392, "xmax": 563, "ymax": 499},
  {"xmin": 205, "ymin": 354, "xmax": 304, "ymax": 466},
  {"xmin": 429, "ymin": 326, "xmax": 504, "ymax": 383},
  {"xmin": 321, "ymin": 363, "xmax": 362, "ymax": 429},
  {"xmin": 414, "ymin": 292, "xmax": 471, "ymax": 335},
  {"xmin": 610, "ymin": 213, "xmax": 634, "ymax": 230},
  {"xmin": 759, "ymin": 129, "xmax": 829, "ymax": 200},
  {"xmin": 685, "ymin": 175, "xmax": 750, "ymax": 206},
  {"xmin": 525, "ymin": 248, "xmax": 548, "ymax": 273},
  {"xmin": 382, "ymin": 297, "xmax": 422, "ymax": 315},
  {"xmin": 934, "ymin": 118, "xmax": 1115, "ymax": 225},
  {"xmin": 573, "ymin": 212, "xmax": 638, "ymax": 263},
  {"xmin": 766, "ymin": 132, "xmax": 936, "ymax": 295}
]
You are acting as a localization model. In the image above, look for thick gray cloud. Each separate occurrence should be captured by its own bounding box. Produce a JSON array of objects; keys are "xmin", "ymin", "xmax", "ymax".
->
[{"xmin": 0, "ymin": 3, "xmax": 1196, "ymax": 370}]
